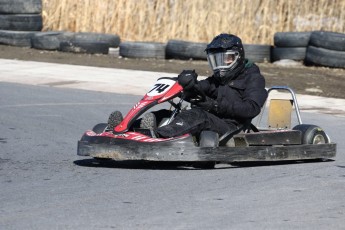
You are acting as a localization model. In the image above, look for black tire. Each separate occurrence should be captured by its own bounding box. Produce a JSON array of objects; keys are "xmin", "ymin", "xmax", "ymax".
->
[
  {"xmin": 309, "ymin": 31, "xmax": 345, "ymax": 51},
  {"xmin": 73, "ymin": 32, "xmax": 120, "ymax": 48},
  {"xmin": 0, "ymin": 30, "xmax": 35, "ymax": 47},
  {"xmin": 60, "ymin": 41, "xmax": 109, "ymax": 54},
  {"xmin": 272, "ymin": 47, "xmax": 306, "ymax": 61},
  {"xmin": 92, "ymin": 123, "xmax": 108, "ymax": 134},
  {"xmin": 0, "ymin": 14, "xmax": 42, "ymax": 31},
  {"xmin": 119, "ymin": 41, "xmax": 166, "ymax": 59},
  {"xmin": 274, "ymin": 32, "xmax": 311, "ymax": 47},
  {"xmin": 243, "ymin": 44, "xmax": 272, "ymax": 63},
  {"xmin": 80, "ymin": 123, "xmax": 108, "ymax": 141},
  {"xmin": 166, "ymin": 40, "xmax": 207, "ymax": 60},
  {"xmin": 31, "ymin": 31, "xmax": 74, "ymax": 50},
  {"xmin": 0, "ymin": 0, "xmax": 42, "ymax": 14},
  {"xmin": 293, "ymin": 124, "xmax": 330, "ymax": 144},
  {"xmin": 108, "ymin": 111, "xmax": 123, "ymax": 130},
  {"xmin": 305, "ymin": 46, "xmax": 345, "ymax": 68}
]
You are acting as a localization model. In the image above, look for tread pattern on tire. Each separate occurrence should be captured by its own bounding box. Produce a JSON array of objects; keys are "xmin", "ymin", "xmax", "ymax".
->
[
  {"xmin": 60, "ymin": 40, "xmax": 110, "ymax": 54},
  {"xmin": 293, "ymin": 124, "xmax": 330, "ymax": 144},
  {"xmin": 120, "ymin": 41, "xmax": 166, "ymax": 59},
  {"xmin": 166, "ymin": 40, "xmax": 207, "ymax": 60},
  {"xmin": 31, "ymin": 31, "xmax": 72, "ymax": 50},
  {"xmin": 272, "ymin": 47, "xmax": 306, "ymax": 61},
  {"xmin": 73, "ymin": 32, "xmax": 121, "ymax": 48},
  {"xmin": 305, "ymin": 45, "xmax": 345, "ymax": 68},
  {"xmin": 0, "ymin": 14, "xmax": 42, "ymax": 31},
  {"xmin": 309, "ymin": 31, "xmax": 345, "ymax": 52},
  {"xmin": 0, "ymin": 30, "xmax": 35, "ymax": 47},
  {"xmin": 0, "ymin": 0, "xmax": 42, "ymax": 14},
  {"xmin": 243, "ymin": 44, "xmax": 272, "ymax": 63},
  {"xmin": 274, "ymin": 32, "xmax": 311, "ymax": 47}
]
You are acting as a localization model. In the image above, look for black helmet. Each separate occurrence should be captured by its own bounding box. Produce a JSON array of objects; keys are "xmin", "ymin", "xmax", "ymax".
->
[{"xmin": 205, "ymin": 33, "xmax": 245, "ymax": 84}]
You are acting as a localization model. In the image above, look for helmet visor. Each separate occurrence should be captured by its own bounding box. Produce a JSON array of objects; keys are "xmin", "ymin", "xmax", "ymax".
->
[{"xmin": 207, "ymin": 51, "xmax": 239, "ymax": 71}]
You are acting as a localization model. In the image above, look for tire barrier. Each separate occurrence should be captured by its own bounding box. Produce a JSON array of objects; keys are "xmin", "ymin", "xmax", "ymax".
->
[
  {"xmin": 305, "ymin": 31, "xmax": 345, "ymax": 68},
  {"xmin": 0, "ymin": 30, "xmax": 121, "ymax": 54},
  {"xmin": 31, "ymin": 31, "xmax": 73, "ymax": 50},
  {"xmin": 73, "ymin": 32, "xmax": 121, "ymax": 48},
  {"xmin": 0, "ymin": 0, "xmax": 42, "ymax": 31},
  {"xmin": 243, "ymin": 44, "xmax": 272, "ymax": 63},
  {"xmin": 165, "ymin": 40, "xmax": 272, "ymax": 63},
  {"xmin": 119, "ymin": 41, "xmax": 166, "ymax": 59},
  {"xmin": 31, "ymin": 32, "xmax": 120, "ymax": 54},
  {"xmin": 60, "ymin": 41, "xmax": 110, "ymax": 55},
  {"xmin": 0, "ymin": 30, "xmax": 35, "ymax": 47},
  {"xmin": 272, "ymin": 47, "xmax": 307, "ymax": 62},
  {"xmin": 274, "ymin": 32, "xmax": 311, "ymax": 47},
  {"xmin": 1, "ymin": 28, "xmax": 344, "ymax": 69},
  {"xmin": 0, "ymin": 0, "xmax": 42, "ymax": 14},
  {"xmin": 166, "ymin": 40, "xmax": 207, "ymax": 60},
  {"xmin": 309, "ymin": 31, "xmax": 345, "ymax": 51},
  {"xmin": 272, "ymin": 32, "xmax": 311, "ymax": 62},
  {"xmin": 305, "ymin": 46, "xmax": 345, "ymax": 68},
  {"xmin": 0, "ymin": 14, "xmax": 42, "ymax": 31}
]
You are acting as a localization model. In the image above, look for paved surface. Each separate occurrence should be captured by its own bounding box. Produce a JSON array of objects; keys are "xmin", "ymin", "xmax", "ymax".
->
[
  {"xmin": 0, "ymin": 82, "xmax": 344, "ymax": 230},
  {"xmin": 1, "ymin": 59, "xmax": 345, "ymax": 229},
  {"xmin": 1, "ymin": 59, "xmax": 345, "ymax": 117}
]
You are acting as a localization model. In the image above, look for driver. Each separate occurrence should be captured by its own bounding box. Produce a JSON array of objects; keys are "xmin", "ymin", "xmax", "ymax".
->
[{"xmin": 149, "ymin": 33, "xmax": 268, "ymax": 139}]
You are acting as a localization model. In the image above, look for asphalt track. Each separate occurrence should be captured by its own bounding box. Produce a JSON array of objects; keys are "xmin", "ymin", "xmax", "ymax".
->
[{"xmin": 0, "ymin": 59, "xmax": 344, "ymax": 229}]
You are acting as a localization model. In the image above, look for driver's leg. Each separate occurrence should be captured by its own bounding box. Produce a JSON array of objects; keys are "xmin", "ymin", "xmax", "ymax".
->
[
  {"xmin": 156, "ymin": 108, "xmax": 233, "ymax": 138},
  {"xmin": 140, "ymin": 109, "xmax": 173, "ymax": 129}
]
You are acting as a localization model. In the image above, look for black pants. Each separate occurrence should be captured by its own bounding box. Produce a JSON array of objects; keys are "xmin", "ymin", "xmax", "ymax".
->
[{"xmin": 156, "ymin": 108, "xmax": 241, "ymax": 138}]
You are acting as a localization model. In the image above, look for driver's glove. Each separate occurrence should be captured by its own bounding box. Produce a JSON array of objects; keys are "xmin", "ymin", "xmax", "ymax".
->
[
  {"xmin": 192, "ymin": 96, "xmax": 219, "ymax": 113},
  {"xmin": 177, "ymin": 69, "xmax": 198, "ymax": 91}
]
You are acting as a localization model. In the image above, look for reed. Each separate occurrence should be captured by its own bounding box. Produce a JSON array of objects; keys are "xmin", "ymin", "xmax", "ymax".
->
[{"xmin": 42, "ymin": 0, "xmax": 345, "ymax": 44}]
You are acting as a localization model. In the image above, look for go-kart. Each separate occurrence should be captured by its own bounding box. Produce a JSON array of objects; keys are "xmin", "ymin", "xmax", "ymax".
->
[{"xmin": 77, "ymin": 76, "xmax": 337, "ymax": 168}]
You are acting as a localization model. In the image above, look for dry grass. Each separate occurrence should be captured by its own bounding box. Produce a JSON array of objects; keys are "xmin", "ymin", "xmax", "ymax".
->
[{"xmin": 42, "ymin": 0, "xmax": 345, "ymax": 44}]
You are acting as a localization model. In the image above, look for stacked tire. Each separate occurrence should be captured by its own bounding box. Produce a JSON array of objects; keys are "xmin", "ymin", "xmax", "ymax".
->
[
  {"xmin": 0, "ymin": 0, "xmax": 42, "ymax": 31},
  {"xmin": 166, "ymin": 40, "xmax": 207, "ymax": 60},
  {"xmin": 58, "ymin": 32, "xmax": 121, "ymax": 54},
  {"xmin": 243, "ymin": 44, "xmax": 272, "ymax": 63},
  {"xmin": 0, "ymin": 0, "xmax": 42, "ymax": 47},
  {"xmin": 120, "ymin": 41, "xmax": 166, "ymax": 59},
  {"xmin": 305, "ymin": 31, "xmax": 345, "ymax": 68},
  {"xmin": 30, "ymin": 31, "xmax": 121, "ymax": 54},
  {"xmin": 272, "ymin": 32, "xmax": 311, "ymax": 62},
  {"xmin": 163, "ymin": 39, "xmax": 273, "ymax": 63}
]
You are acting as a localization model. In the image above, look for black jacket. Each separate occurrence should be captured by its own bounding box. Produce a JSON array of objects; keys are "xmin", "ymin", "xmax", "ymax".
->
[{"xmin": 198, "ymin": 62, "xmax": 268, "ymax": 124}]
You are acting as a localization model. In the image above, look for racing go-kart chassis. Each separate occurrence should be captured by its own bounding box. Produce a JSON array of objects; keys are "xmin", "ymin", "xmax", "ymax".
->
[{"xmin": 77, "ymin": 77, "xmax": 337, "ymax": 167}]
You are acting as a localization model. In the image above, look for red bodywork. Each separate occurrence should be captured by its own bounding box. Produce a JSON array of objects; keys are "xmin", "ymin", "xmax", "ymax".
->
[
  {"xmin": 114, "ymin": 77, "xmax": 183, "ymax": 133},
  {"xmin": 83, "ymin": 77, "xmax": 188, "ymax": 143}
]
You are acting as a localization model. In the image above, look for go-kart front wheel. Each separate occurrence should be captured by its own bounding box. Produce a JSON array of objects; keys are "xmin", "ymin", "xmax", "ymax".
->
[{"xmin": 92, "ymin": 123, "xmax": 108, "ymax": 134}]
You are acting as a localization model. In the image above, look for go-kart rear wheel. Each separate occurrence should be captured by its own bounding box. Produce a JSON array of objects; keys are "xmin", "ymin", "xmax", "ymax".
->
[
  {"xmin": 293, "ymin": 124, "xmax": 330, "ymax": 144},
  {"xmin": 92, "ymin": 123, "xmax": 108, "ymax": 134}
]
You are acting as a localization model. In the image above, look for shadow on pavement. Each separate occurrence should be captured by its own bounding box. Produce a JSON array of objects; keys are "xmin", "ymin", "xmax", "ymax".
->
[
  {"xmin": 73, "ymin": 158, "xmax": 334, "ymax": 170},
  {"xmin": 73, "ymin": 158, "xmax": 224, "ymax": 170},
  {"xmin": 230, "ymin": 159, "xmax": 334, "ymax": 167}
]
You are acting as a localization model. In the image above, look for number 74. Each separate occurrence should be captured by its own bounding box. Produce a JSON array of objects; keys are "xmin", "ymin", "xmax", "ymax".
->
[{"xmin": 148, "ymin": 84, "xmax": 170, "ymax": 93}]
